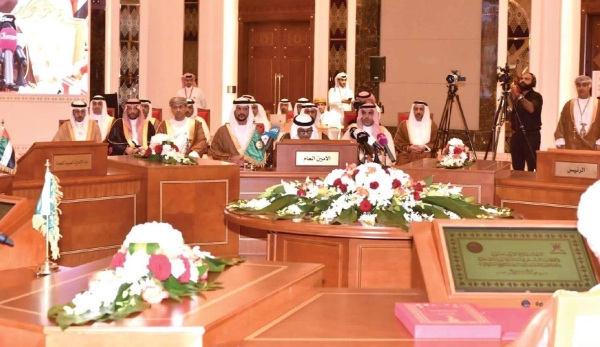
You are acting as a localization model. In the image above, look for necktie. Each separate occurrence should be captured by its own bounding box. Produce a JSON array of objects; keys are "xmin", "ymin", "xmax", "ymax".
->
[{"xmin": 580, "ymin": 123, "xmax": 587, "ymax": 138}]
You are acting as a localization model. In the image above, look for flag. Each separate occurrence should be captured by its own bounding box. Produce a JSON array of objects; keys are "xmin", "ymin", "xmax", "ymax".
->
[
  {"xmin": 243, "ymin": 128, "xmax": 267, "ymax": 167},
  {"xmin": 32, "ymin": 170, "xmax": 63, "ymax": 260},
  {"xmin": 0, "ymin": 124, "xmax": 16, "ymax": 174}
]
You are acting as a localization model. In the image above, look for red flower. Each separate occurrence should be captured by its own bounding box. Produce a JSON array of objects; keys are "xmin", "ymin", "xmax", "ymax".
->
[
  {"xmin": 359, "ymin": 199, "xmax": 372, "ymax": 212},
  {"xmin": 339, "ymin": 184, "xmax": 348, "ymax": 193},
  {"xmin": 333, "ymin": 178, "xmax": 342, "ymax": 186},
  {"xmin": 143, "ymin": 147, "xmax": 152, "ymax": 157},
  {"xmin": 172, "ymin": 144, "xmax": 179, "ymax": 152},
  {"xmin": 352, "ymin": 169, "xmax": 359, "ymax": 178},
  {"xmin": 414, "ymin": 182, "xmax": 425, "ymax": 192},
  {"xmin": 412, "ymin": 191, "xmax": 421, "ymax": 200},
  {"xmin": 109, "ymin": 252, "xmax": 126, "ymax": 269},
  {"xmin": 369, "ymin": 181, "xmax": 379, "ymax": 189},
  {"xmin": 297, "ymin": 189, "xmax": 307, "ymax": 197},
  {"xmin": 453, "ymin": 147, "xmax": 463, "ymax": 154},
  {"xmin": 155, "ymin": 144, "xmax": 163, "ymax": 155},
  {"xmin": 384, "ymin": 168, "xmax": 390, "ymax": 174},
  {"xmin": 178, "ymin": 257, "xmax": 191, "ymax": 283},
  {"xmin": 392, "ymin": 179, "xmax": 401, "ymax": 189},
  {"xmin": 148, "ymin": 254, "xmax": 172, "ymax": 281}
]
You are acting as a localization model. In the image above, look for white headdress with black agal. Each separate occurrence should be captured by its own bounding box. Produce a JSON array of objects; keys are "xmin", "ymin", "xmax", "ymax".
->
[
  {"xmin": 300, "ymin": 103, "xmax": 321, "ymax": 127},
  {"xmin": 229, "ymin": 97, "xmax": 256, "ymax": 149},
  {"xmin": 407, "ymin": 100, "xmax": 432, "ymax": 145},
  {"xmin": 277, "ymin": 98, "xmax": 293, "ymax": 115},
  {"xmin": 70, "ymin": 100, "xmax": 89, "ymax": 140},
  {"xmin": 251, "ymin": 101, "xmax": 271, "ymax": 131},
  {"xmin": 291, "ymin": 113, "xmax": 319, "ymax": 140},
  {"xmin": 90, "ymin": 95, "xmax": 108, "ymax": 117},
  {"xmin": 185, "ymin": 98, "xmax": 198, "ymax": 118},
  {"xmin": 140, "ymin": 98, "xmax": 152, "ymax": 117},
  {"xmin": 293, "ymin": 97, "xmax": 310, "ymax": 115}
]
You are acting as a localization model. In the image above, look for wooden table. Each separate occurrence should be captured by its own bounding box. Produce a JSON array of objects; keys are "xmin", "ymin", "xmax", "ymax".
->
[
  {"xmin": 0, "ymin": 258, "xmax": 324, "ymax": 347},
  {"xmin": 225, "ymin": 211, "xmax": 424, "ymax": 290},
  {"xmin": 214, "ymin": 289, "xmax": 510, "ymax": 347},
  {"xmin": 108, "ymin": 156, "xmax": 241, "ymax": 256},
  {"xmin": 397, "ymin": 159, "xmax": 512, "ymax": 205}
]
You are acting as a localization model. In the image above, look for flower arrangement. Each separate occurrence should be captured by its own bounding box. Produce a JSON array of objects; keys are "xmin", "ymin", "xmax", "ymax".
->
[
  {"xmin": 227, "ymin": 162, "xmax": 511, "ymax": 230},
  {"xmin": 48, "ymin": 222, "xmax": 244, "ymax": 330},
  {"xmin": 436, "ymin": 138, "xmax": 474, "ymax": 168},
  {"xmin": 135, "ymin": 134, "xmax": 195, "ymax": 165}
]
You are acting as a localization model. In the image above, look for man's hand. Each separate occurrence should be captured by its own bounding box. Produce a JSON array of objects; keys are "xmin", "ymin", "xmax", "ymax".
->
[
  {"xmin": 408, "ymin": 145, "xmax": 424, "ymax": 153},
  {"xmin": 230, "ymin": 154, "xmax": 244, "ymax": 161},
  {"xmin": 341, "ymin": 99, "xmax": 352, "ymax": 104},
  {"xmin": 125, "ymin": 146, "xmax": 137, "ymax": 155},
  {"xmin": 557, "ymin": 145, "xmax": 565, "ymax": 149},
  {"xmin": 510, "ymin": 84, "xmax": 521, "ymax": 100}
]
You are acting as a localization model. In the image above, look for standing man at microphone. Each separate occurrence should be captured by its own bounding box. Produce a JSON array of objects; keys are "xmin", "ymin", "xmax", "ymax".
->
[
  {"xmin": 394, "ymin": 100, "xmax": 438, "ymax": 165},
  {"xmin": 342, "ymin": 103, "xmax": 395, "ymax": 163}
]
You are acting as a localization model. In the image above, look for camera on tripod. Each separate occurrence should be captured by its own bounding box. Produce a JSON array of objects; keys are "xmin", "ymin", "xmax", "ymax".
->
[
  {"xmin": 496, "ymin": 64, "xmax": 516, "ymax": 90},
  {"xmin": 446, "ymin": 70, "xmax": 466, "ymax": 85}
]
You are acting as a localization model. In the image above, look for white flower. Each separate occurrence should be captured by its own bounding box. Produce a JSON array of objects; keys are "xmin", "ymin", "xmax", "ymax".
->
[
  {"xmin": 123, "ymin": 222, "xmax": 185, "ymax": 257},
  {"xmin": 578, "ymin": 180, "xmax": 600, "ymax": 257},
  {"xmin": 278, "ymin": 204, "xmax": 304, "ymax": 215},
  {"xmin": 244, "ymin": 198, "xmax": 271, "ymax": 210},
  {"xmin": 282, "ymin": 181, "xmax": 299, "ymax": 195},
  {"xmin": 359, "ymin": 213, "xmax": 376, "ymax": 226},
  {"xmin": 171, "ymin": 257, "xmax": 186, "ymax": 279},
  {"xmin": 189, "ymin": 265, "xmax": 200, "ymax": 282},
  {"xmin": 121, "ymin": 250, "xmax": 151, "ymax": 282},
  {"xmin": 324, "ymin": 169, "xmax": 346, "ymax": 185},
  {"xmin": 192, "ymin": 246, "xmax": 214, "ymax": 259},
  {"xmin": 448, "ymin": 138, "xmax": 464, "ymax": 146}
]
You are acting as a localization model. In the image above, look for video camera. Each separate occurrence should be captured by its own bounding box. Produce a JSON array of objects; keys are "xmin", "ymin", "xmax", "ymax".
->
[
  {"xmin": 497, "ymin": 63, "xmax": 516, "ymax": 91},
  {"xmin": 446, "ymin": 70, "xmax": 466, "ymax": 85}
]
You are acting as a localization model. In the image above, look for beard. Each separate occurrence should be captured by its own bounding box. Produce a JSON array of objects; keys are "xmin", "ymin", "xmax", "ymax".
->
[{"xmin": 519, "ymin": 82, "xmax": 533, "ymax": 91}]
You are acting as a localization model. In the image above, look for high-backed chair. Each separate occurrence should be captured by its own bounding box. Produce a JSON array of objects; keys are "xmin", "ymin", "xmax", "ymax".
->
[
  {"xmin": 344, "ymin": 111, "xmax": 357, "ymax": 127},
  {"xmin": 286, "ymin": 111, "xmax": 294, "ymax": 120},
  {"xmin": 107, "ymin": 108, "xmax": 116, "ymax": 117},
  {"xmin": 397, "ymin": 112, "xmax": 434, "ymax": 126},
  {"xmin": 197, "ymin": 108, "xmax": 210, "ymax": 125},
  {"xmin": 152, "ymin": 108, "xmax": 163, "ymax": 123}
]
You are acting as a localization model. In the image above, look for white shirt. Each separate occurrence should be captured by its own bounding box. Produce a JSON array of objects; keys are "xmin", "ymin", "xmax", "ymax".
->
[
  {"xmin": 170, "ymin": 118, "xmax": 189, "ymax": 153},
  {"xmin": 73, "ymin": 121, "xmax": 87, "ymax": 141},
  {"xmin": 328, "ymin": 87, "xmax": 354, "ymax": 120},
  {"xmin": 176, "ymin": 87, "xmax": 207, "ymax": 108},
  {"xmin": 320, "ymin": 110, "xmax": 343, "ymax": 130},
  {"xmin": 556, "ymin": 98, "xmax": 600, "ymax": 146}
]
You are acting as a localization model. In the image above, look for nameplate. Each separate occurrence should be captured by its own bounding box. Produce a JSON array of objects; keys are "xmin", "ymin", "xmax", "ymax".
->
[
  {"xmin": 554, "ymin": 161, "xmax": 598, "ymax": 179},
  {"xmin": 295, "ymin": 151, "xmax": 339, "ymax": 166},
  {"xmin": 53, "ymin": 154, "xmax": 93, "ymax": 171}
]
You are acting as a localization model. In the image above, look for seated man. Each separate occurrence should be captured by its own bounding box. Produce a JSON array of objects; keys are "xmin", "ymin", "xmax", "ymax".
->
[
  {"xmin": 249, "ymin": 99, "xmax": 272, "ymax": 131},
  {"xmin": 140, "ymin": 99, "xmax": 158, "ymax": 129},
  {"xmin": 555, "ymin": 75, "xmax": 600, "ymax": 150},
  {"xmin": 342, "ymin": 103, "xmax": 395, "ymax": 163},
  {"xmin": 186, "ymin": 98, "xmax": 211, "ymax": 144},
  {"xmin": 393, "ymin": 100, "xmax": 438, "ymax": 165},
  {"xmin": 107, "ymin": 99, "xmax": 156, "ymax": 155},
  {"xmin": 89, "ymin": 95, "xmax": 114, "ymax": 141},
  {"xmin": 279, "ymin": 113, "xmax": 329, "ymax": 140},
  {"xmin": 316, "ymin": 97, "xmax": 342, "ymax": 130},
  {"xmin": 279, "ymin": 103, "xmax": 323, "ymax": 140},
  {"xmin": 210, "ymin": 97, "xmax": 265, "ymax": 165},
  {"xmin": 53, "ymin": 100, "xmax": 102, "ymax": 142},
  {"xmin": 155, "ymin": 97, "xmax": 208, "ymax": 158},
  {"xmin": 271, "ymin": 98, "xmax": 293, "ymax": 128}
]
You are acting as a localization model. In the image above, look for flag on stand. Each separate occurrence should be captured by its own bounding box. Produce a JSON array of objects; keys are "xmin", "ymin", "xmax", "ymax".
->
[
  {"xmin": 243, "ymin": 128, "xmax": 267, "ymax": 167},
  {"xmin": 0, "ymin": 122, "xmax": 16, "ymax": 174},
  {"xmin": 32, "ymin": 168, "xmax": 63, "ymax": 260}
]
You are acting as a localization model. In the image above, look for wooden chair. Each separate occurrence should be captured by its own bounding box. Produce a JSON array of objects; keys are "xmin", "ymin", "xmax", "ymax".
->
[{"xmin": 197, "ymin": 108, "xmax": 210, "ymax": 125}]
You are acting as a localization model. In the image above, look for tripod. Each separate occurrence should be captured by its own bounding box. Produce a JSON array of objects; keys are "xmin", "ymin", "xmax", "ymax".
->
[
  {"xmin": 483, "ymin": 84, "xmax": 535, "ymax": 162},
  {"xmin": 430, "ymin": 84, "xmax": 477, "ymax": 160}
]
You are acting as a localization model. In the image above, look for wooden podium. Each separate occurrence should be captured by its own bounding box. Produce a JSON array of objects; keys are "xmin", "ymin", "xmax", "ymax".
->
[
  {"xmin": 496, "ymin": 150, "xmax": 599, "ymax": 220},
  {"xmin": 107, "ymin": 156, "xmax": 241, "ymax": 256},
  {"xmin": 12, "ymin": 142, "xmax": 143, "ymax": 267},
  {"xmin": 275, "ymin": 140, "xmax": 358, "ymax": 172},
  {"xmin": 0, "ymin": 195, "xmax": 45, "ymax": 271}
]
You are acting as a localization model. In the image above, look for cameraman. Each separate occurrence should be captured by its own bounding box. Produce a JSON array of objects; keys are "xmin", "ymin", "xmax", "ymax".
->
[{"xmin": 510, "ymin": 72, "xmax": 543, "ymax": 171}]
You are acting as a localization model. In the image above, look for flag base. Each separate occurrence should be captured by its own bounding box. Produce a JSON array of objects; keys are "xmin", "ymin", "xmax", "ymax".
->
[{"xmin": 36, "ymin": 260, "xmax": 59, "ymax": 277}]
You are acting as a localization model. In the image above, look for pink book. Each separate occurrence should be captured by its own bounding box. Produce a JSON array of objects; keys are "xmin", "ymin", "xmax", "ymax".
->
[
  {"xmin": 480, "ymin": 308, "xmax": 537, "ymax": 341},
  {"xmin": 395, "ymin": 303, "xmax": 502, "ymax": 339}
]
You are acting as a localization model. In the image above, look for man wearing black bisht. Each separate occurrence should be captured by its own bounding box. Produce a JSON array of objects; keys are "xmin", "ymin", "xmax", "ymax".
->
[
  {"xmin": 510, "ymin": 72, "xmax": 543, "ymax": 171},
  {"xmin": 106, "ymin": 98, "xmax": 156, "ymax": 155}
]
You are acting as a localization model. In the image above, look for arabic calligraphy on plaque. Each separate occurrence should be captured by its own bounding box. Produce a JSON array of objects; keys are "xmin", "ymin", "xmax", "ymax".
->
[
  {"xmin": 295, "ymin": 151, "xmax": 339, "ymax": 166},
  {"xmin": 554, "ymin": 162, "xmax": 597, "ymax": 179},
  {"xmin": 53, "ymin": 154, "xmax": 93, "ymax": 171}
]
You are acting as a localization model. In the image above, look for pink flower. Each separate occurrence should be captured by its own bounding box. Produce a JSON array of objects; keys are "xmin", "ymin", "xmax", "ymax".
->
[
  {"xmin": 109, "ymin": 252, "xmax": 126, "ymax": 269},
  {"xmin": 178, "ymin": 257, "xmax": 191, "ymax": 283},
  {"xmin": 370, "ymin": 181, "xmax": 379, "ymax": 189},
  {"xmin": 359, "ymin": 199, "xmax": 372, "ymax": 212},
  {"xmin": 141, "ymin": 282, "xmax": 169, "ymax": 304},
  {"xmin": 148, "ymin": 254, "xmax": 172, "ymax": 281}
]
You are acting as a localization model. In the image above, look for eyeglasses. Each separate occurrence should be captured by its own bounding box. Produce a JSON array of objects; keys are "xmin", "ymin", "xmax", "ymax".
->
[{"xmin": 297, "ymin": 128, "xmax": 314, "ymax": 135}]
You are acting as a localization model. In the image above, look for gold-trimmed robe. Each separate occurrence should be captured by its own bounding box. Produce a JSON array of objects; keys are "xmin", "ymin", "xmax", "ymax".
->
[
  {"xmin": 155, "ymin": 118, "xmax": 208, "ymax": 157},
  {"xmin": 393, "ymin": 120, "xmax": 438, "ymax": 165},
  {"xmin": 106, "ymin": 118, "xmax": 156, "ymax": 155},
  {"xmin": 52, "ymin": 121, "xmax": 102, "ymax": 142},
  {"xmin": 554, "ymin": 99, "xmax": 600, "ymax": 150}
]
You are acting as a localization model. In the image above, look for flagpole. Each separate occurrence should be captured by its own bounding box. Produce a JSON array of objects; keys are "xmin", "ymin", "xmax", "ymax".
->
[{"xmin": 37, "ymin": 159, "xmax": 59, "ymax": 277}]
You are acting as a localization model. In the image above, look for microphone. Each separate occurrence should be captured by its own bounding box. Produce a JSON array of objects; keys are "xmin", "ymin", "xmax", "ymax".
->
[
  {"xmin": 349, "ymin": 127, "xmax": 359, "ymax": 139},
  {"xmin": 0, "ymin": 232, "xmax": 14, "ymax": 247},
  {"xmin": 355, "ymin": 132, "xmax": 374, "ymax": 157},
  {"xmin": 0, "ymin": 27, "xmax": 17, "ymax": 88},
  {"xmin": 256, "ymin": 123, "xmax": 265, "ymax": 135},
  {"xmin": 376, "ymin": 133, "xmax": 396, "ymax": 163},
  {"xmin": 263, "ymin": 126, "xmax": 280, "ymax": 147}
]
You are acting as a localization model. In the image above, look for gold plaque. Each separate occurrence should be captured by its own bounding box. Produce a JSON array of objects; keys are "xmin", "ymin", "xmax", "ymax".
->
[
  {"xmin": 53, "ymin": 154, "xmax": 92, "ymax": 171},
  {"xmin": 295, "ymin": 151, "xmax": 340, "ymax": 166},
  {"xmin": 554, "ymin": 162, "xmax": 598, "ymax": 179}
]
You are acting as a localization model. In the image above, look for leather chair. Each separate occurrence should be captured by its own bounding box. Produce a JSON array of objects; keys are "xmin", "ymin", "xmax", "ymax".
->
[
  {"xmin": 107, "ymin": 108, "xmax": 116, "ymax": 117},
  {"xmin": 152, "ymin": 108, "xmax": 163, "ymax": 123},
  {"xmin": 197, "ymin": 108, "xmax": 210, "ymax": 125},
  {"xmin": 344, "ymin": 111, "xmax": 357, "ymax": 127}
]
